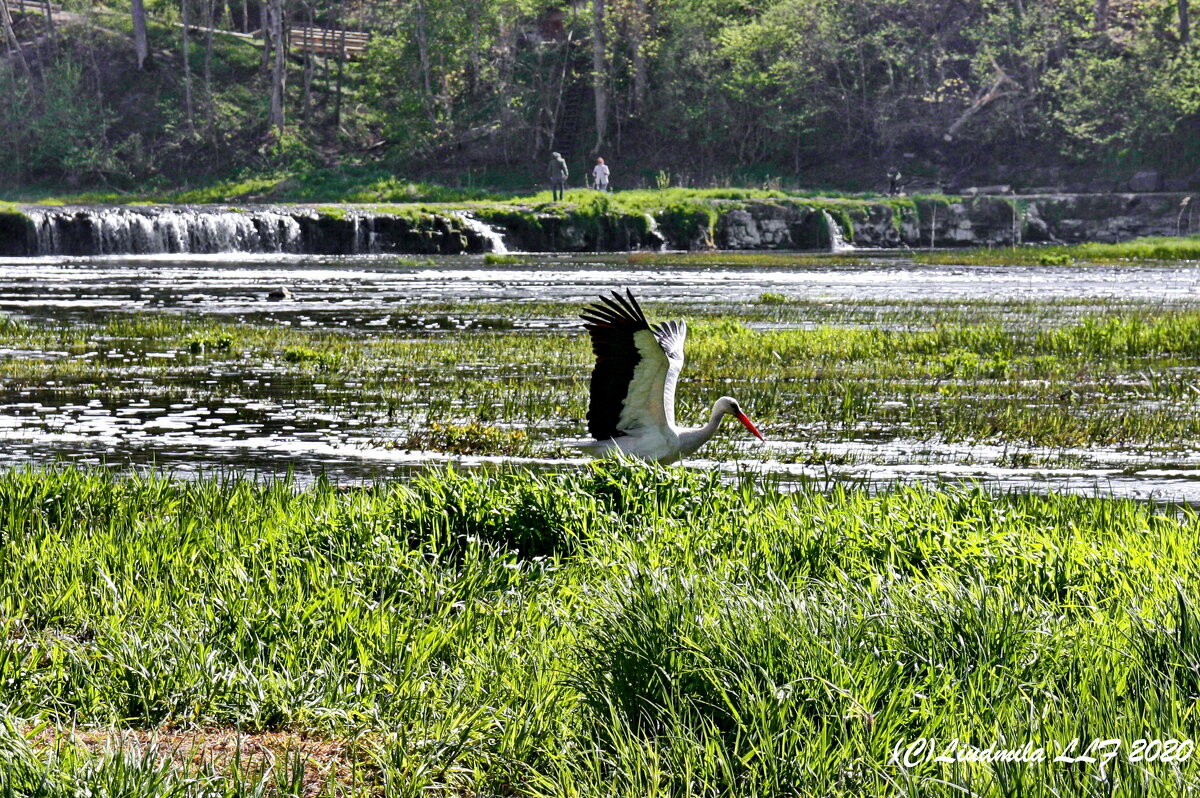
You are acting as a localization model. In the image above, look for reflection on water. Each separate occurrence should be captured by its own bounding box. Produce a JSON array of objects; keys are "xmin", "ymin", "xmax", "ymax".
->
[
  {"xmin": 4, "ymin": 252, "xmax": 1200, "ymax": 327},
  {"xmin": 4, "ymin": 251, "xmax": 1200, "ymax": 502}
]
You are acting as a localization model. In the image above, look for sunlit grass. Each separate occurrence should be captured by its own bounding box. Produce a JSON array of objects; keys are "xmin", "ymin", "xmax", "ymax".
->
[{"xmin": 1, "ymin": 464, "xmax": 1199, "ymax": 795}]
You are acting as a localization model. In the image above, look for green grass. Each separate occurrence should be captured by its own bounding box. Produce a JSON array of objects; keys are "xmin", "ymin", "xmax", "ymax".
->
[
  {"xmin": 5, "ymin": 177, "xmax": 803, "ymax": 207},
  {"xmin": 916, "ymin": 236, "xmax": 1200, "ymax": 265},
  {"xmin": 1, "ymin": 464, "xmax": 1199, "ymax": 795},
  {"xmin": 626, "ymin": 251, "xmax": 880, "ymax": 267}
]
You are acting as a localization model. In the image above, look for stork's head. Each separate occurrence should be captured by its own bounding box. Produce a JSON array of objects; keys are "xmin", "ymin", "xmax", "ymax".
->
[{"xmin": 717, "ymin": 396, "xmax": 765, "ymax": 440}]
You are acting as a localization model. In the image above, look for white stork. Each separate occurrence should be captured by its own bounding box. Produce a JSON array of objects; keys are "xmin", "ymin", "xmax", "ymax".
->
[{"xmin": 573, "ymin": 290, "xmax": 764, "ymax": 464}]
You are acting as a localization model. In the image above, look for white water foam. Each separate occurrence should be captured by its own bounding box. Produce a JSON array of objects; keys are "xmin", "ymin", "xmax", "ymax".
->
[
  {"xmin": 453, "ymin": 212, "xmax": 510, "ymax": 254},
  {"xmin": 822, "ymin": 210, "xmax": 854, "ymax": 252}
]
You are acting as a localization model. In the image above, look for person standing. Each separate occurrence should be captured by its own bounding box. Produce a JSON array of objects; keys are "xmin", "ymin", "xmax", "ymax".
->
[
  {"xmin": 592, "ymin": 157, "xmax": 610, "ymax": 192},
  {"xmin": 549, "ymin": 152, "xmax": 569, "ymax": 201}
]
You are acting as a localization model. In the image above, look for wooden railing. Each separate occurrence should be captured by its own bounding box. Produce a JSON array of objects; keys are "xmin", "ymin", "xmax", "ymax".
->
[
  {"xmin": 287, "ymin": 26, "xmax": 369, "ymax": 59},
  {"xmin": 7, "ymin": 0, "xmax": 59, "ymax": 14}
]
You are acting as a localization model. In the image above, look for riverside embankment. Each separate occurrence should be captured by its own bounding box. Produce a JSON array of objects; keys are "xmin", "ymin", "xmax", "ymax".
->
[{"xmin": 0, "ymin": 192, "xmax": 1194, "ymax": 256}]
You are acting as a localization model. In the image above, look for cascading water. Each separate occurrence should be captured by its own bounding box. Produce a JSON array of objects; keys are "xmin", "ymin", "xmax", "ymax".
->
[
  {"xmin": 10, "ymin": 205, "xmax": 497, "ymax": 257},
  {"xmin": 643, "ymin": 214, "xmax": 667, "ymax": 251},
  {"xmin": 821, "ymin": 210, "xmax": 854, "ymax": 252},
  {"xmin": 23, "ymin": 207, "xmax": 307, "ymax": 256},
  {"xmin": 452, "ymin": 212, "xmax": 509, "ymax": 254}
]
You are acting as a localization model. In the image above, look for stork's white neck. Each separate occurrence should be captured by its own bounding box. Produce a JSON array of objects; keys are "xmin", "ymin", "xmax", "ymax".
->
[{"xmin": 677, "ymin": 401, "xmax": 728, "ymax": 457}]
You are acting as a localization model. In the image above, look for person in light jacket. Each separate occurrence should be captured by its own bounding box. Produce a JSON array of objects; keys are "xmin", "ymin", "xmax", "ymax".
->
[{"xmin": 592, "ymin": 157, "xmax": 610, "ymax": 192}]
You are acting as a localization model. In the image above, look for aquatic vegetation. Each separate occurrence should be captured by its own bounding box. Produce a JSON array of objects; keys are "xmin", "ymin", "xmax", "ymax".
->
[
  {"xmin": 918, "ymin": 236, "xmax": 1200, "ymax": 266},
  {"xmin": 3, "ymin": 303, "xmax": 1200, "ymax": 466},
  {"xmin": 281, "ymin": 344, "xmax": 337, "ymax": 368},
  {"xmin": 386, "ymin": 421, "xmax": 533, "ymax": 456},
  {"xmin": 625, "ymin": 251, "xmax": 877, "ymax": 267},
  {"xmin": 1, "ymin": 464, "xmax": 1200, "ymax": 794},
  {"xmin": 185, "ymin": 332, "xmax": 236, "ymax": 354}
]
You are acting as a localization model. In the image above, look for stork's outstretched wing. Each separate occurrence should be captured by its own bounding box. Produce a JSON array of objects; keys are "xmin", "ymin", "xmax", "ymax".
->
[{"xmin": 580, "ymin": 290, "xmax": 687, "ymax": 440}]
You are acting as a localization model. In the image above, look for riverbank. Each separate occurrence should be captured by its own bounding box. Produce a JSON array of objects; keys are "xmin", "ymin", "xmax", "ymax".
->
[{"xmin": 2, "ymin": 190, "xmax": 1197, "ymax": 256}]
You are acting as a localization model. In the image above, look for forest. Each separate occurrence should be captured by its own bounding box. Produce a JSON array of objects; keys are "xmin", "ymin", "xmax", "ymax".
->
[{"xmin": 2, "ymin": 0, "xmax": 1200, "ymax": 193}]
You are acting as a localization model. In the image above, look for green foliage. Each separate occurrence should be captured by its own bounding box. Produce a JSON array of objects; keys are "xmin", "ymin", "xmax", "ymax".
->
[
  {"xmin": 5, "ymin": 0, "xmax": 1200, "ymax": 191},
  {"xmin": 391, "ymin": 421, "xmax": 533, "ymax": 457},
  {"xmin": 281, "ymin": 345, "xmax": 339, "ymax": 370},
  {"xmin": 918, "ymin": 236, "xmax": 1200, "ymax": 266},
  {"xmin": 656, "ymin": 202, "xmax": 718, "ymax": 247},
  {"xmin": 3, "ymin": 465, "xmax": 1200, "ymax": 793},
  {"xmin": 0, "ymin": 60, "xmax": 115, "ymax": 184},
  {"xmin": 185, "ymin": 332, "xmax": 236, "ymax": 354}
]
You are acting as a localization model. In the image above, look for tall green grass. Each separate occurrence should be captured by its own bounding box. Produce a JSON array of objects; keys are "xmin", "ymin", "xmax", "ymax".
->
[{"xmin": 1, "ymin": 464, "xmax": 1199, "ymax": 795}]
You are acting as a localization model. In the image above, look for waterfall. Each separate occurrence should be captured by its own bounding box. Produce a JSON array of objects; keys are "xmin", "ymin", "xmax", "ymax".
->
[
  {"xmin": 452, "ymin": 212, "xmax": 509, "ymax": 254},
  {"xmin": 821, "ymin": 211, "xmax": 853, "ymax": 252},
  {"xmin": 23, "ymin": 206, "xmax": 306, "ymax": 256},
  {"xmin": 643, "ymin": 214, "xmax": 667, "ymax": 251}
]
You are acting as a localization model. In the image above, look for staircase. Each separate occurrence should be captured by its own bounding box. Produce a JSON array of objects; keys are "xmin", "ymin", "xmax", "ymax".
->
[{"xmin": 552, "ymin": 79, "xmax": 591, "ymax": 159}]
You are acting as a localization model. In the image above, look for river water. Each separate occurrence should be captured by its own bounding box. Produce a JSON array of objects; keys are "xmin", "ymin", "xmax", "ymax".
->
[
  {"xmin": 4, "ymin": 254, "xmax": 1200, "ymax": 324},
  {"xmin": 3, "ymin": 252, "xmax": 1200, "ymax": 502}
]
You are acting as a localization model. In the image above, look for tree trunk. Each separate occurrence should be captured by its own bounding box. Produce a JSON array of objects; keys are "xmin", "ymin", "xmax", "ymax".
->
[
  {"xmin": 631, "ymin": 0, "xmax": 647, "ymax": 113},
  {"xmin": 1094, "ymin": 0, "xmax": 1108, "ymax": 31},
  {"xmin": 260, "ymin": 0, "xmax": 270, "ymax": 68},
  {"xmin": 1181, "ymin": 0, "xmax": 1191, "ymax": 43},
  {"xmin": 591, "ymin": 0, "xmax": 606, "ymax": 153},
  {"xmin": 468, "ymin": 11, "xmax": 480, "ymax": 94},
  {"xmin": 0, "ymin": 0, "xmax": 32, "ymax": 78},
  {"xmin": 130, "ymin": 0, "xmax": 149, "ymax": 68},
  {"xmin": 301, "ymin": 1, "xmax": 312, "ymax": 120},
  {"xmin": 334, "ymin": 25, "xmax": 344, "ymax": 125},
  {"xmin": 944, "ymin": 66, "xmax": 1015, "ymax": 142},
  {"xmin": 414, "ymin": 0, "xmax": 434, "ymax": 123},
  {"xmin": 40, "ymin": 0, "xmax": 55, "ymax": 48},
  {"xmin": 268, "ymin": 0, "xmax": 285, "ymax": 132},
  {"xmin": 181, "ymin": 0, "xmax": 195, "ymax": 134},
  {"xmin": 203, "ymin": 0, "xmax": 214, "ymax": 130}
]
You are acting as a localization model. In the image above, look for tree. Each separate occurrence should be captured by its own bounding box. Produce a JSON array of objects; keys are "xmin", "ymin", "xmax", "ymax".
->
[
  {"xmin": 592, "ymin": 0, "xmax": 607, "ymax": 152},
  {"xmin": 267, "ymin": 0, "xmax": 286, "ymax": 132},
  {"xmin": 131, "ymin": 0, "xmax": 150, "ymax": 68},
  {"xmin": 181, "ymin": 0, "xmax": 195, "ymax": 134}
]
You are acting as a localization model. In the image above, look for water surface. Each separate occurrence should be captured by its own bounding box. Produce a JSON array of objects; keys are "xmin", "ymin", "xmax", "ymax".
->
[{"xmin": 6, "ymin": 251, "xmax": 1200, "ymax": 503}]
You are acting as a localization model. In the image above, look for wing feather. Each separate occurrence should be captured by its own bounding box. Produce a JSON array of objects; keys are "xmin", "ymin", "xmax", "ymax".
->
[{"xmin": 580, "ymin": 291, "xmax": 687, "ymax": 439}]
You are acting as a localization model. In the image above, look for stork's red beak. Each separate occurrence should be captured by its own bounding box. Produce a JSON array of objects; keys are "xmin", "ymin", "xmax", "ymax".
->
[{"xmin": 734, "ymin": 411, "xmax": 765, "ymax": 441}]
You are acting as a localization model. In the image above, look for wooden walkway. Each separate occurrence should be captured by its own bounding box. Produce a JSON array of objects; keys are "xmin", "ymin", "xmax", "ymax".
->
[
  {"xmin": 3, "ymin": 2, "xmax": 369, "ymax": 60},
  {"xmin": 287, "ymin": 26, "xmax": 369, "ymax": 59},
  {"xmin": 6, "ymin": 0, "xmax": 59, "ymax": 15}
]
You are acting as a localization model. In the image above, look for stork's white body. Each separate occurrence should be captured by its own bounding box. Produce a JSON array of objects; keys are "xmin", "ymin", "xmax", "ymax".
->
[
  {"xmin": 575, "ymin": 291, "xmax": 763, "ymax": 463},
  {"xmin": 573, "ymin": 402, "xmax": 744, "ymax": 464}
]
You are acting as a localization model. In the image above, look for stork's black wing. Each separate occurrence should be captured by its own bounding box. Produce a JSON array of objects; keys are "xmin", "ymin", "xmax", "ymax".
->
[{"xmin": 580, "ymin": 290, "xmax": 686, "ymax": 440}]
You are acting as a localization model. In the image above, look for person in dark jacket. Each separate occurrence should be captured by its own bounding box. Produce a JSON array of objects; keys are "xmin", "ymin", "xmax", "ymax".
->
[{"xmin": 549, "ymin": 152, "xmax": 569, "ymax": 201}]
